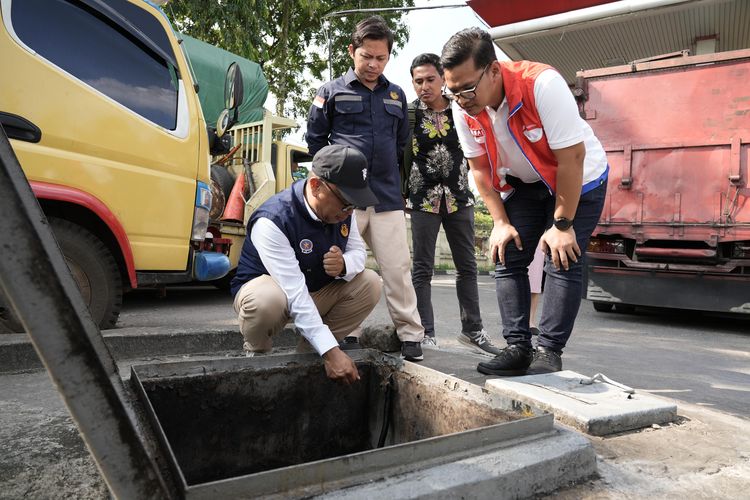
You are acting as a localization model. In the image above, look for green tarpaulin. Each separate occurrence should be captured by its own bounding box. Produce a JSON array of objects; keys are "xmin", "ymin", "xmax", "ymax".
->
[{"xmin": 179, "ymin": 33, "xmax": 268, "ymax": 126}]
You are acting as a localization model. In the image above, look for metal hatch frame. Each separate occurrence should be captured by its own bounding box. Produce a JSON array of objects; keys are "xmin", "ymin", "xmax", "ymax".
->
[
  {"xmin": 129, "ymin": 351, "xmax": 553, "ymax": 499},
  {"xmin": 0, "ymin": 127, "xmax": 171, "ymax": 498}
]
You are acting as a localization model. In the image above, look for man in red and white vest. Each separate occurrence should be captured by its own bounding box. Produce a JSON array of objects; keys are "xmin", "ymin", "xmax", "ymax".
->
[{"xmin": 441, "ymin": 28, "xmax": 608, "ymax": 376}]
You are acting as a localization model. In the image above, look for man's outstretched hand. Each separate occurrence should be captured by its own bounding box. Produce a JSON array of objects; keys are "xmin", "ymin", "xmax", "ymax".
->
[{"xmin": 322, "ymin": 347, "xmax": 360, "ymax": 385}]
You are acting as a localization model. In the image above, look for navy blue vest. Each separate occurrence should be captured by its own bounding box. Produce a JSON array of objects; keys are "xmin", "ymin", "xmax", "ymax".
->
[{"xmin": 230, "ymin": 180, "xmax": 352, "ymax": 297}]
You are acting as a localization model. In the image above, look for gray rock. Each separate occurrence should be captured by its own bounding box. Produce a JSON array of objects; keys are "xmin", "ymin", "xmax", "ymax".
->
[{"xmin": 360, "ymin": 324, "xmax": 401, "ymax": 352}]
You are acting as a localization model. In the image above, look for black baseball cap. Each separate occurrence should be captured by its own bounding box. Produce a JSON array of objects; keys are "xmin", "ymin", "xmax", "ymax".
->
[{"xmin": 311, "ymin": 145, "xmax": 379, "ymax": 207}]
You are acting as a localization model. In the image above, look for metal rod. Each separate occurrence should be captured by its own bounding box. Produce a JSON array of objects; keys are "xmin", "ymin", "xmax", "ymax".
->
[
  {"xmin": 323, "ymin": 4, "xmax": 467, "ymax": 18},
  {"xmin": 0, "ymin": 127, "xmax": 171, "ymax": 499}
]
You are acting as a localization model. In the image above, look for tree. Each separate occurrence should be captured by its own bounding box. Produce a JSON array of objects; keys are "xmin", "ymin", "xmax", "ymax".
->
[
  {"xmin": 166, "ymin": 1, "xmax": 414, "ymax": 119},
  {"xmin": 473, "ymin": 197, "xmax": 493, "ymax": 238}
]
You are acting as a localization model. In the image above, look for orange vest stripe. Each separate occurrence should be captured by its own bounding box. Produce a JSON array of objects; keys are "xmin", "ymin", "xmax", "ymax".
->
[{"xmin": 462, "ymin": 61, "xmax": 560, "ymax": 195}]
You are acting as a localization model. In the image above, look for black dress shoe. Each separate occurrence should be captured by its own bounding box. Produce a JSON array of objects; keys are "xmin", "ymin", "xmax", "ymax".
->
[
  {"xmin": 476, "ymin": 344, "xmax": 533, "ymax": 376},
  {"xmin": 527, "ymin": 346, "xmax": 563, "ymax": 374}
]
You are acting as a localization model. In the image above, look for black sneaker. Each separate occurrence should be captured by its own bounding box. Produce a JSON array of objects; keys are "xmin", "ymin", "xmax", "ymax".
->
[
  {"xmin": 476, "ymin": 344, "xmax": 534, "ymax": 376},
  {"xmin": 457, "ymin": 329, "xmax": 503, "ymax": 356},
  {"xmin": 401, "ymin": 341, "xmax": 424, "ymax": 362},
  {"xmin": 527, "ymin": 346, "xmax": 563, "ymax": 374},
  {"xmin": 339, "ymin": 336, "xmax": 361, "ymax": 351}
]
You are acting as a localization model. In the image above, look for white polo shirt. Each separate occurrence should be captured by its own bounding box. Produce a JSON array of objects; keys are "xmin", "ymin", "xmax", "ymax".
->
[{"xmin": 454, "ymin": 69, "xmax": 608, "ymax": 188}]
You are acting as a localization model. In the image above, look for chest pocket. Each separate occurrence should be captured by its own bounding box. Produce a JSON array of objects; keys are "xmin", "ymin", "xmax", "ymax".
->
[
  {"xmin": 334, "ymin": 94, "xmax": 364, "ymax": 134},
  {"xmin": 383, "ymin": 99, "xmax": 404, "ymax": 137}
]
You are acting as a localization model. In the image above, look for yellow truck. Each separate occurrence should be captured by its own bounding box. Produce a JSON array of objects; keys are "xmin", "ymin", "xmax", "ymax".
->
[
  {"xmin": 0, "ymin": 0, "xmax": 250, "ymax": 329},
  {"xmin": 176, "ymin": 31, "xmax": 310, "ymax": 285},
  {"xmin": 208, "ymin": 113, "xmax": 310, "ymax": 281}
]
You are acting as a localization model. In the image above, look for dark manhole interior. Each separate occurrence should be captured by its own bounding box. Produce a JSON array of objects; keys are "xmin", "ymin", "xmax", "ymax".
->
[{"xmin": 136, "ymin": 355, "xmax": 528, "ymax": 487}]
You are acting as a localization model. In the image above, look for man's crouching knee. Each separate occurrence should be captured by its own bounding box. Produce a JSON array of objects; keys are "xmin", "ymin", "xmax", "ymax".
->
[{"xmin": 234, "ymin": 275, "xmax": 288, "ymax": 353}]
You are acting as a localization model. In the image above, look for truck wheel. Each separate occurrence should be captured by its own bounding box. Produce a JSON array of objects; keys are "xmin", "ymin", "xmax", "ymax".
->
[
  {"xmin": 50, "ymin": 218, "xmax": 123, "ymax": 329},
  {"xmin": 592, "ymin": 302, "xmax": 614, "ymax": 312},
  {"xmin": 211, "ymin": 164, "xmax": 235, "ymax": 201}
]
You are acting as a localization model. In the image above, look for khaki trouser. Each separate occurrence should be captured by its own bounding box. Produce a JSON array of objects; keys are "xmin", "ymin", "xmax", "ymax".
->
[
  {"xmin": 233, "ymin": 269, "xmax": 382, "ymax": 353},
  {"xmin": 355, "ymin": 207, "xmax": 424, "ymax": 342}
]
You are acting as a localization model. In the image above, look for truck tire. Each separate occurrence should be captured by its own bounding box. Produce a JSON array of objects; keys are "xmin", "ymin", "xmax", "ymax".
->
[
  {"xmin": 592, "ymin": 301, "xmax": 614, "ymax": 313},
  {"xmin": 211, "ymin": 164, "xmax": 235, "ymax": 201},
  {"xmin": 50, "ymin": 218, "xmax": 123, "ymax": 329}
]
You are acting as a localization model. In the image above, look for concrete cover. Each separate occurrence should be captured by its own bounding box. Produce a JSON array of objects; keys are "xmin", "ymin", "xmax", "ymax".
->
[{"xmin": 485, "ymin": 370, "xmax": 678, "ymax": 436}]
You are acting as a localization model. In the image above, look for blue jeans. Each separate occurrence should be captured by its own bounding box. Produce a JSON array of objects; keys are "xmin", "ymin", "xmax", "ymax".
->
[
  {"xmin": 495, "ymin": 178, "xmax": 606, "ymax": 351},
  {"xmin": 411, "ymin": 205, "xmax": 483, "ymax": 337}
]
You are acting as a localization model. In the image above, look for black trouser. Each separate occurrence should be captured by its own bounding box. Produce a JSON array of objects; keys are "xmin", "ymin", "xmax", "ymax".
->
[{"xmin": 411, "ymin": 204, "xmax": 483, "ymax": 337}]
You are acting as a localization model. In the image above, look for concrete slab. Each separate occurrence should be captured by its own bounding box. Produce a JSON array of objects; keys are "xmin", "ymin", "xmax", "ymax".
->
[
  {"xmin": 485, "ymin": 370, "xmax": 678, "ymax": 436},
  {"xmin": 312, "ymin": 427, "xmax": 595, "ymax": 500}
]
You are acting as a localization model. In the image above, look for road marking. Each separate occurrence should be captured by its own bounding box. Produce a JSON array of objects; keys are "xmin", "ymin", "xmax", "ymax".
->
[
  {"xmin": 710, "ymin": 383, "xmax": 750, "ymax": 392},
  {"xmin": 701, "ymin": 347, "xmax": 750, "ymax": 358},
  {"xmin": 646, "ymin": 389, "xmax": 692, "ymax": 393}
]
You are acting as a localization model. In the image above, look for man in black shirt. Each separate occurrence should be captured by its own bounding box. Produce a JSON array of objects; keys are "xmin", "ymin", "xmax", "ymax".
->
[{"xmin": 405, "ymin": 53, "xmax": 500, "ymax": 355}]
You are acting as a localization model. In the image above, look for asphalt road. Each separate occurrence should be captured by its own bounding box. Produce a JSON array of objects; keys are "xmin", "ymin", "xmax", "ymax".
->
[{"xmin": 120, "ymin": 275, "xmax": 750, "ymax": 419}]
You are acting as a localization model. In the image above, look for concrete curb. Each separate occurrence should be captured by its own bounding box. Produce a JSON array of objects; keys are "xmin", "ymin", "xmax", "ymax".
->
[
  {"xmin": 0, "ymin": 327, "xmax": 298, "ymax": 373},
  {"xmin": 0, "ymin": 323, "xmax": 409, "ymax": 373}
]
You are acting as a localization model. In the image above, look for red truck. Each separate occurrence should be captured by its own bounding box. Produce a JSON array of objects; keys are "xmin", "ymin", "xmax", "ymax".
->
[{"xmin": 577, "ymin": 49, "xmax": 750, "ymax": 314}]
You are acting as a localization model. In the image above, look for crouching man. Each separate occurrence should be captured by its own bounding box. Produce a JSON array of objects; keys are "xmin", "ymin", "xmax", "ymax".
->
[{"xmin": 230, "ymin": 144, "xmax": 382, "ymax": 384}]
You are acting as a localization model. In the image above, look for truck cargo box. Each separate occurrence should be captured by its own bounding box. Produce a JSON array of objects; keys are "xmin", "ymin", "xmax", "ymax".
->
[{"xmin": 578, "ymin": 49, "xmax": 750, "ymax": 314}]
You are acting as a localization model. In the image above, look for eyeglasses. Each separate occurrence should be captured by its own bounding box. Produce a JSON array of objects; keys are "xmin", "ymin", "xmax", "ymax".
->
[
  {"xmin": 442, "ymin": 64, "xmax": 490, "ymax": 102},
  {"xmin": 322, "ymin": 181, "xmax": 355, "ymax": 213}
]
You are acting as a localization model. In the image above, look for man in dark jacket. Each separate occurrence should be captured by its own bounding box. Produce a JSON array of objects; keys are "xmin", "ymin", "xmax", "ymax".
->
[
  {"xmin": 230, "ymin": 145, "xmax": 381, "ymax": 384},
  {"xmin": 306, "ymin": 16, "xmax": 426, "ymax": 362}
]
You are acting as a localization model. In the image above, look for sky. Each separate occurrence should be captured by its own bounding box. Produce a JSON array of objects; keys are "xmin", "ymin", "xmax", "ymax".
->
[
  {"xmin": 382, "ymin": 0, "xmax": 508, "ymax": 102},
  {"xmin": 282, "ymin": 0, "xmax": 507, "ymax": 145}
]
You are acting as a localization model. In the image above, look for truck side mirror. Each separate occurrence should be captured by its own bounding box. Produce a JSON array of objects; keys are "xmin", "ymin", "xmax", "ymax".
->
[
  {"xmin": 220, "ymin": 62, "xmax": 244, "ymax": 135},
  {"xmin": 224, "ymin": 62, "xmax": 244, "ymax": 112}
]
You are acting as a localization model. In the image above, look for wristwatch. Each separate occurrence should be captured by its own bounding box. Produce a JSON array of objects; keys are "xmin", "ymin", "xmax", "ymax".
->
[{"xmin": 553, "ymin": 217, "xmax": 574, "ymax": 231}]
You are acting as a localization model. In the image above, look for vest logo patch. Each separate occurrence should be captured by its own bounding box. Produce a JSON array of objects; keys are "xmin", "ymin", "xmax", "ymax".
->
[
  {"xmin": 300, "ymin": 239, "xmax": 313, "ymax": 254},
  {"xmin": 469, "ymin": 126, "xmax": 485, "ymax": 144},
  {"xmin": 523, "ymin": 125, "xmax": 544, "ymax": 143},
  {"xmin": 390, "ymin": 91, "xmax": 399, "ymax": 100},
  {"xmin": 340, "ymin": 224, "xmax": 349, "ymax": 237}
]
